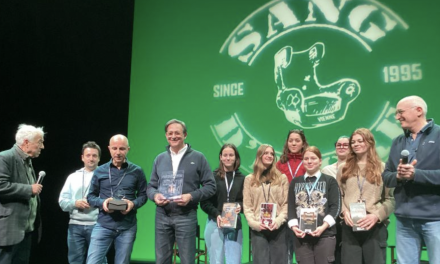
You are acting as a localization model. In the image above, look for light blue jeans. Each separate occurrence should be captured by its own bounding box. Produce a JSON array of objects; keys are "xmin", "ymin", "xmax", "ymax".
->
[
  {"xmin": 68, "ymin": 224, "xmax": 95, "ymax": 264},
  {"xmin": 396, "ymin": 216, "xmax": 440, "ymax": 264},
  {"xmin": 205, "ymin": 219, "xmax": 243, "ymax": 264},
  {"xmin": 86, "ymin": 223, "xmax": 137, "ymax": 264}
]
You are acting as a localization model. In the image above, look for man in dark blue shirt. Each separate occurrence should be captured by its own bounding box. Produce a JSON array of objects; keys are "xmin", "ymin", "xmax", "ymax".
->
[{"xmin": 87, "ymin": 135, "xmax": 147, "ymax": 264}]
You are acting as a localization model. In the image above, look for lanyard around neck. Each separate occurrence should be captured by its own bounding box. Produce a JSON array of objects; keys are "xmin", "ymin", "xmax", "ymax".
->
[
  {"xmin": 82, "ymin": 169, "xmax": 92, "ymax": 199},
  {"xmin": 304, "ymin": 174, "xmax": 321, "ymax": 204},
  {"xmin": 356, "ymin": 171, "xmax": 367, "ymax": 200},
  {"xmin": 225, "ymin": 171, "xmax": 235, "ymax": 202},
  {"xmin": 261, "ymin": 182, "xmax": 271, "ymax": 203},
  {"xmin": 287, "ymin": 160, "xmax": 303, "ymax": 178},
  {"xmin": 108, "ymin": 167, "xmax": 127, "ymax": 198}
]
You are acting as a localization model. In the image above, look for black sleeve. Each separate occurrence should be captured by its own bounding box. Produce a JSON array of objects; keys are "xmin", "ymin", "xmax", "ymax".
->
[
  {"xmin": 200, "ymin": 193, "xmax": 220, "ymax": 219},
  {"xmin": 326, "ymin": 175, "xmax": 341, "ymax": 220},
  {"xmin": 288, "ymin": 179, "xmax": 298, "ymax": 221}
]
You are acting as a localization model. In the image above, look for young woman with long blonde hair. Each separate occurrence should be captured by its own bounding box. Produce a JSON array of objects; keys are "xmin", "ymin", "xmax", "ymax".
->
[
  {"xmin": 336, "ymin": 128, "xmax": 395, "ymax": 264},
  {"xmin": 243, "ymin": 144, "xmax": 289, "ymax": 264}
]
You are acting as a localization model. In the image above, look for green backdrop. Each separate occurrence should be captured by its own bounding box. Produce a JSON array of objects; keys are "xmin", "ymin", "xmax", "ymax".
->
[{"xmin": 128, "ymin": 0, "xmax": 439, "ymax": 262}]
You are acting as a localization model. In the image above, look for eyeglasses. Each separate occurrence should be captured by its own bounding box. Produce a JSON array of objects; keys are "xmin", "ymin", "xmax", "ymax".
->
[
  {"xmin": 395, "ymin": 106, "xmax": 416, "ymax": 117},
  {"xmin": 336, "ymin": 144, "xmax": 349, "ymax": 149}
]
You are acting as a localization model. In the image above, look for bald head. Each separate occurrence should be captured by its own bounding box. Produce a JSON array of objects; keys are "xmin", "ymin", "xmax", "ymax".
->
[
  {"xmin": 109, "ymin": 134, "xmax": 129, "ymax": 146},
  {"xmin": 108, "ymin": 134, "xmax": 130, "ymax": 168}
]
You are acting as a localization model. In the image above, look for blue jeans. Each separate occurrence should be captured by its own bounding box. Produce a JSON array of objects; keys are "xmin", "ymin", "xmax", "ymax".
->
[
  {"xmin": 68, "ymin": 224, "xmax": 95, "ymax": 264},
  {"xmin": 396, "ymin": 216, "xmax": 440, "ymax": 264},
  {"xmin": 155, "ymin": 210, "xmax": 197, "ymax": 264},
  {"xmin": 204, "ymin": 219, "xmax": 243, "ymax": 264},
  {"xmin": 86, "ymin": 223, "xmax": 136, "ymax": 264}
]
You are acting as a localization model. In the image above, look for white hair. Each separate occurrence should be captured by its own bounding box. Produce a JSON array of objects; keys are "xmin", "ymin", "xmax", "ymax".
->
[
  {"xmin": 400, "ymin": 95, "xmax": 428, "ymax": 116},
  {"xmin": 15, "ymin": 124, "xmax": 45, "ymax": 146}
]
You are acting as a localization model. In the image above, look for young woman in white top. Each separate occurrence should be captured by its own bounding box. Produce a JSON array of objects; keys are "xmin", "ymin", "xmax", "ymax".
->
[{"xmin": 321, "ymin": 136, "xmax": 350, "ymax": 178}]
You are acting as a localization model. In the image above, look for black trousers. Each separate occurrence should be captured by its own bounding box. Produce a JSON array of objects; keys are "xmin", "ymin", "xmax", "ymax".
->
[
  {"xmin": 340, "ymin": 222, "xmax": 388, "ymax": 264},
  {"xmin": 294, "ymin": 236, "xmax": 336, "ymax": 264},
  {"xmin": 0, "ymin": 232, "xmax": 33, "ymax": 264},
  {"xmin": 251, "ymin": 224, "xmax": 288, "ymax": 264}
]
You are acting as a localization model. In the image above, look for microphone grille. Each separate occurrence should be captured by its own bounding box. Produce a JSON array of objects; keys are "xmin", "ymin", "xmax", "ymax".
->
[
  {"xmin": 401, "ymin": 150, "xmax": 409, "ymax": 157},
  {"xmin": 39, "ymin": 171, "xmax": 46, "ymax": 177}
]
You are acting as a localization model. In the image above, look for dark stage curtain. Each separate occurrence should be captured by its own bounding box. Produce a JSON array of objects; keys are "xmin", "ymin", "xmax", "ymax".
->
[{"xmin": 0, "ymin": 1, "xmax": 134, "ymax": 263}]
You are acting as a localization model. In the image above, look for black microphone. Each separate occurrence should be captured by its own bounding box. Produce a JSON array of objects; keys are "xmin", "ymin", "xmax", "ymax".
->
[
  {"xmin": 37, "ymin": 171, "xmax": 46, "ymax": 184},
  {"xmin": 401, "ymin": 150, "xmax": 409, "ymax": 164}
]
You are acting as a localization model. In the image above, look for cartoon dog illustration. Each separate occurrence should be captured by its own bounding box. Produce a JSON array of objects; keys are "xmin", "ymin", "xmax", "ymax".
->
[{"xmin": 274, "ymin": 42, "xmax": 360, "ymax": 128}]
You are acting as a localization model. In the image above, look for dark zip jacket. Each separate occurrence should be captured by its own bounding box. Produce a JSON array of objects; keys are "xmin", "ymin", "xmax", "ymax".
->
[
  {"xmin": 383, "ymin": 119, "xmax": 440, "ymax": 220},
  {"xmin": 147, "ymin": 144, "xmax": 216, "ymax": 216}
]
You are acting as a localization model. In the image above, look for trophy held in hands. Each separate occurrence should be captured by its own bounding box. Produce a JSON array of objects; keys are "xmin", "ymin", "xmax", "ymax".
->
[{"xmin": 108, "ymin": 189, "xmax": 128, "ymax": 211}]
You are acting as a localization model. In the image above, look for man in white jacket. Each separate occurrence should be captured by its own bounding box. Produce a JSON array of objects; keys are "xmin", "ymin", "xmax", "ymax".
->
[{"xmin": 59, "ymin": 141, "xmax": 103, "ymax": 264}]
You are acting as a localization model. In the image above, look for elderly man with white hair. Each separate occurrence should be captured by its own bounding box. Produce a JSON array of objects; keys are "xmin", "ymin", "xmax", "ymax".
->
[
  {"xmin": 0, "ymin": 124, "xmax": 45, "ymax": 264},
  {"xmin": 383, "ymin": 95, "xmax": 440, "ymax": 264}
]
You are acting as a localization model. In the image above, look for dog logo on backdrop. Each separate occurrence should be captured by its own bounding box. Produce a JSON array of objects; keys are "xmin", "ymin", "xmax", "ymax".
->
[
  {"xmin": 274, "ymin": 42, "xmax": 360, "ymax": 128},
  {"xmin": 212, "ymin": 0, "xmax": 411, "ymax": 172}
]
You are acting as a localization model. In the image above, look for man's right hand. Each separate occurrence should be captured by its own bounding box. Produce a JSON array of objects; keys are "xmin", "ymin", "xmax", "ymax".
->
[
  {"xmin": 75, "ymin": 199, "xmax": 90, "ymax": 209},
  {"xmin": 397, "ymin": 159, "xmax": 417, "ymax": 180},
  {"xmin": 154, "ymin": 193, "xmax": 170, "ymax": 206},
  {"xmin": 103, "ymin": 198, "xmax": 114, "ymax": 213},
  {"xmin": 31, "ymin": 184, "xmax": 43, "ymax": 195}
]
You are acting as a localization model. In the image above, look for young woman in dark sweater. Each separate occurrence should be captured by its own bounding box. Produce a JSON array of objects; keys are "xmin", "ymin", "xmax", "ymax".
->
[{"xmin": 288, "ymin": 146, "xmax": 341, "ymax": 264}]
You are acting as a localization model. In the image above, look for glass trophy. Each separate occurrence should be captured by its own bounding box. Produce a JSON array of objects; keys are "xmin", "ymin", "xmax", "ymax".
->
[
  {"xmin": 350, "ymin": 202, "xmax": 367, "ymax": 231},
  {"xmin": 108, "ymin": 188, "xmax": 128, "ymax": 211},
  {"xmin": 299, "ymin": 207, "xmax": 318, "ymax": 233},
  {"xmin": 158, "ymin": 170, "xmax": 184, "ymax": 201},
  {"xmin": 115, "ymin": 189, "xmax": 125, "ymax": 200}
]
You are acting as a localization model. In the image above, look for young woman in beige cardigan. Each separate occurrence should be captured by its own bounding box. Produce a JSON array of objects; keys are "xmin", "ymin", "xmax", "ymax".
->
[
  {"xmin": 337, "ymin": 128, "xmax": 395, "ymax": 264},
  {"xmin": 243, "ymin": 144, "xmax": 289, "ymax": 264}
]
